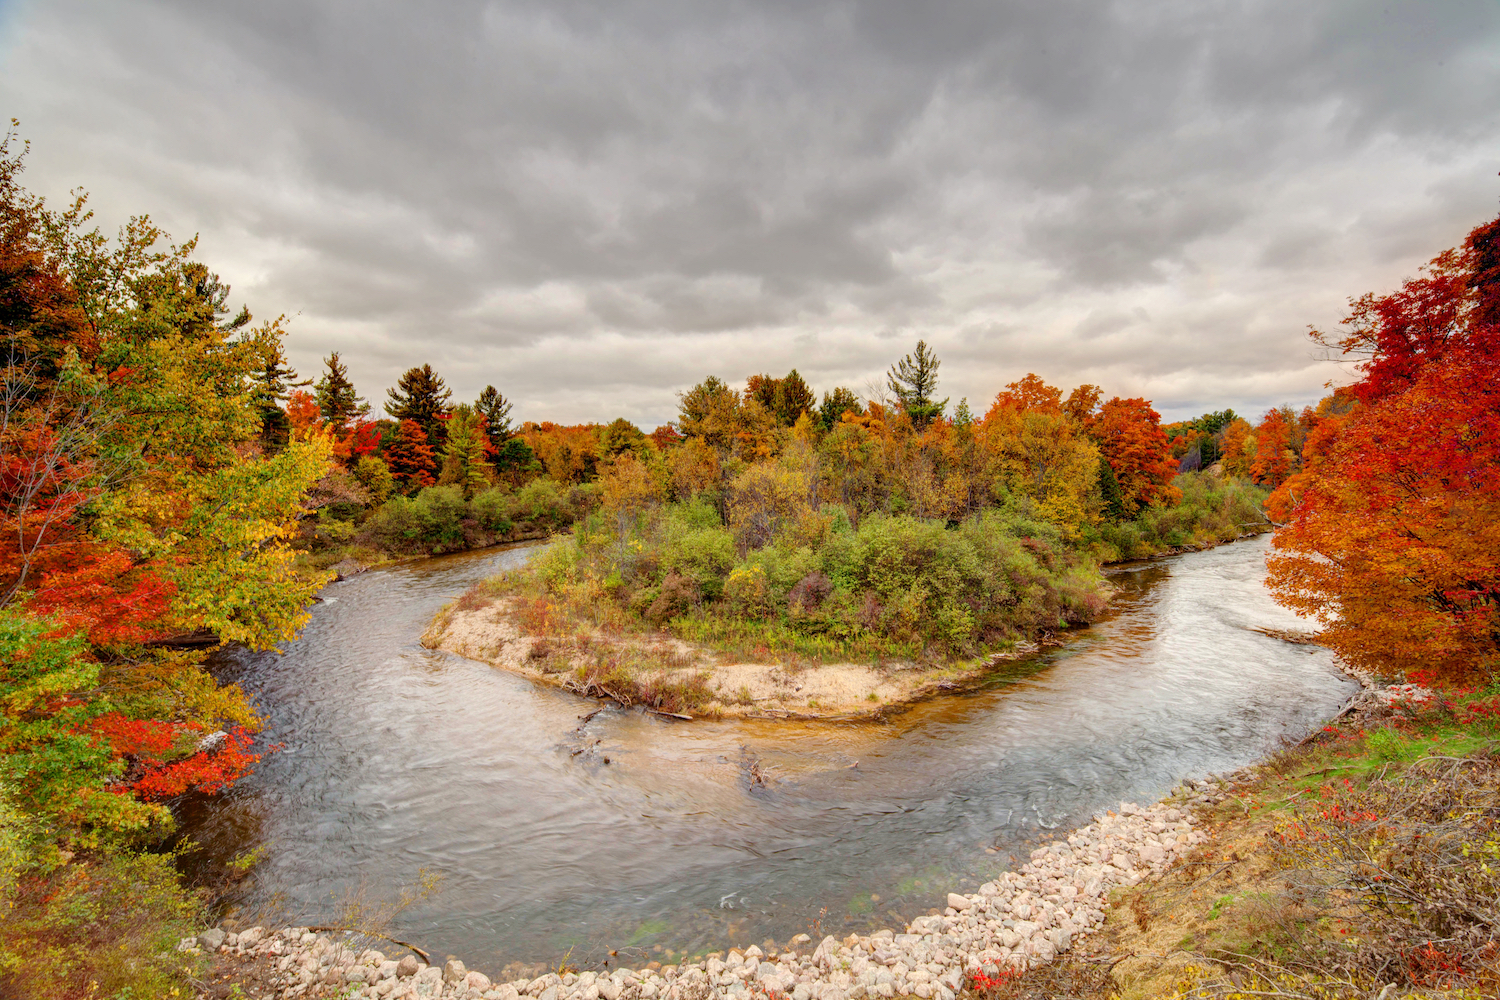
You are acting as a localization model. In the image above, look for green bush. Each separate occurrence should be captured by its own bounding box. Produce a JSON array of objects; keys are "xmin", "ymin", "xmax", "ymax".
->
[
  {"xmin": 0, "ymin": 844, "xmax": 203, "ymax": 999},
  {"xmin": 470, "ymin": 488, "xmax": 514, "ymax": 533}
]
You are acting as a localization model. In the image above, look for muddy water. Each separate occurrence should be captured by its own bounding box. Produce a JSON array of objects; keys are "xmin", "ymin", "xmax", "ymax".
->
[{"xmin": 182, "ymin": 535, "xmax": 1353, "ymax": 970}]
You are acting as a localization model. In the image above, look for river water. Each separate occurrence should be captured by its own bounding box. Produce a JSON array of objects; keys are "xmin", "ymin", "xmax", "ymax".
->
[{"xmin": 181, "ymin": 534, "xmax": 1353, "ymax": 971}]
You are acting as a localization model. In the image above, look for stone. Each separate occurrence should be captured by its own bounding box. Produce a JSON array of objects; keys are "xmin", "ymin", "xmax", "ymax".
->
[
  {"xmin": 198, "ymin": 928, "xmax": 226, "ymax": 951},
  {"xmin": 945, "ymin": 894, "xmax": 970, "ymax": 912},
  {"xmin": 445, "ymin": 960, "xmax": 469, "ymax": 984},
  {"xmin": 239, "ymin": 926, "xmax": 266, "ymax": 949},
  {"xmin": 398, "ymin": 956, "xmax": 421, "ymax": 978}
]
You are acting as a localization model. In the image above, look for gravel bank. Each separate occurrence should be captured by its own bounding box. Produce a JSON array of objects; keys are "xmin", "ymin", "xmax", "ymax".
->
[{"xmin": 190, "ymin": 783, "xmax": 1231, "ymax": 1000}]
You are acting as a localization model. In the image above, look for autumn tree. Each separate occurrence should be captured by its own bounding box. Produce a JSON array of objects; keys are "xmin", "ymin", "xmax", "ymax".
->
[
  {"xmin": 0, "ymin": 129, "xmax": 333, "ymax": 855},
  {"xmin": 599, "ymin": 417, "xmax": 647, "ymax": 458},
  {"xmin": 886, "ymin": 340, "xmax": 947, "ymax": 429},
  {"xmin": 384, "ymin": 418, "xmax": 439, "ymax": 491},
  {"xmin": 1268, "ymin": 211, "xmax": 1500, "ymax": 681},
  {"xmin": 1092, "ymin": 397, "xmax": 1179, "ymax": 515},
  {"xmin": 385, "ymin": 363, "xmax": 451, "ymax": 448},
  {"xmin": 746, "ymin": 369, "xmax": 816, "ymax": 427}
]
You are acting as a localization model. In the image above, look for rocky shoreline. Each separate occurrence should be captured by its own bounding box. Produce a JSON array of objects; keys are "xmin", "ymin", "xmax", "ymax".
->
[{"xmin": 189, "ymin": 780, "xmax": 1235, "ymax": 1000}]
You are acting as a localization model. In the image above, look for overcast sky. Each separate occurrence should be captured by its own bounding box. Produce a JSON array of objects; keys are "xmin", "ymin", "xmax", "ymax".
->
[{"xmin": 2, "ymin": 1, "xmax": 1498, "ymax": 427}]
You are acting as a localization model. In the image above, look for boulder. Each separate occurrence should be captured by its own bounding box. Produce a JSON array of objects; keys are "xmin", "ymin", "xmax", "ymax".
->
[
  {"xmin": 397, "ymin": 955, "xmax": 421, "ymax": 978},
  {"xmin": 198, "ymin": 928, "xmax": 226, "ymax": 951},
  {"xmin": 945, "ymin": 894, "xmax": 971, "ymax": 912},
  {"xmin": 445, "ymin": 959, "xmax": 468, "ymax": 984}
]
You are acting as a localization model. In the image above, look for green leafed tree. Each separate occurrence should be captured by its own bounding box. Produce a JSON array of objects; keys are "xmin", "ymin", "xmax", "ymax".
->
[{"xmin": 886, "ymin": 340, "xmax": 948, "ymax": 430}]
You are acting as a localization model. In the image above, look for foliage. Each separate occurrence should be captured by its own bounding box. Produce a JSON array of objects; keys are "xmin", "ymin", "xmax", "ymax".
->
[
  {"xmin": 0, "ymin": 845, "xmax": 204, "ymax": 1000},
  {"xmin": 507, "ymin": 497, "xmax": 1108, "ymax": 661},
  {"xmin": 1268, "ymin": 212, "xmax": 1500, "ymax": 682},
  {"xmin": 475, "ymin": 384, "xmax": 513, "ymax": 442}
]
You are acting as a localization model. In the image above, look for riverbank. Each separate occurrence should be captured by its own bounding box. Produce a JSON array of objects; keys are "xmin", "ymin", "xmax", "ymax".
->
[
  {"xmin": 193, "ymin": 671, "xmax": 1500, "ymax": 1000},
  {"xmin": 188, "ymin": 789, "xmax": 1206, "ymax": 1000}
]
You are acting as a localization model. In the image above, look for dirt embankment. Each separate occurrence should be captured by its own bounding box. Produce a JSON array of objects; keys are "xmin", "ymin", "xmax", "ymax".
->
[{"xmin": 422, "ymin": 597, "xmax": 1036, "ymax": 720}]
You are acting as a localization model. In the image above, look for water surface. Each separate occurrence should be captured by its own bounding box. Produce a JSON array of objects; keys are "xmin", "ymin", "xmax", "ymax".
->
[{"xmin": 183, "ymin": 535, "xmax": 1352, "ymax": 969}]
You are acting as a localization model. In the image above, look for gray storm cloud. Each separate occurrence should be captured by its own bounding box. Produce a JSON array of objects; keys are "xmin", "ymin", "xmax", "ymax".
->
[{"xmin": 1, "ymin": 0, "xmax": 1498, "ymax": 426}]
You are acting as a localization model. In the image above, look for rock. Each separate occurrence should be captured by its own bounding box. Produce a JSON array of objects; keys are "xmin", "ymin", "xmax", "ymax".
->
[
  {"xmin": 198, "ymin": 927, "xmax": 226, "ymax": 951},
  {"xmin": 597, "ymin": 981, "xmax": 621, "ymax": 1000},
  {"xmin": 238, "ymin": 926, "xmax": 265, "ymax": 948},
  {"xmin": 744, "ymin": 945, "xmax": 765, "ymax": 959},
  {"xmin": 445, "ymin": 960, "xmax": 469, "ymax": 984},
  {"xmin": 398, "ymin": 956, "xmax": 421, "ymax": 978},
  {"xmin": 539, "ymin": 986, "xmax": 559, "ymax": 1000},
  {"xmin": 945, "ymin": 894, "xmax": 971, "ymax": 912},
  {"xmin": 332, "ymin": 558, "xmax": 369, "ymax": 581},
  {"xmin": 468, "ymin": 971, "xmax": 493, "ymax": 991}
]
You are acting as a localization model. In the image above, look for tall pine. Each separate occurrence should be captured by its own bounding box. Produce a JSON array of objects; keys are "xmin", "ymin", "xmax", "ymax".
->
[
  {"xmin": 385, "ymin": 364, "xmax": 452, "ymax": 448},
  {"xmin": 314, "ymin": 352, "xmax": 368, "ymax": 431},
  {"xmin": 438, "ymin": 404, "xmax": 491, "ymax": 498}
]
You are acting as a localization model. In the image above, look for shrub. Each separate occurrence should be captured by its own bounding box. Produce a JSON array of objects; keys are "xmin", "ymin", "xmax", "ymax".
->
[
  {"xmin": 470, "ymin": 488, "xmax": 514, "ymax": 533},
  {"xmin": 788, "ymin": 571, "xmax": 833, "ymax": 613},
  {"xmin": 647, "ymin": 572, "xmax": 701, "ymax": 624}
]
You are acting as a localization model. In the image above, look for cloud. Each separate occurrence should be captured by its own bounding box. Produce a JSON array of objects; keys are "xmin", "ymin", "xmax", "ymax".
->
[{"xmin": 2, "ymin": 0, "xmax": 1498, "ymax": 425}]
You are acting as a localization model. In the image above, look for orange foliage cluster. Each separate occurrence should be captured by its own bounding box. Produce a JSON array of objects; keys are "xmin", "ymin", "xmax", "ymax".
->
[{"xmin": 1268, "ymin": 214, "xmax": 1500, "ymax": 681}]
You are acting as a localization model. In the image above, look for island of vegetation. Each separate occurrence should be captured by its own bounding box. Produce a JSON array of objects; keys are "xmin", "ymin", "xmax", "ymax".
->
[{"xmin": 422, "ymin": 351, "xmax": 1273, "ymax": 718}]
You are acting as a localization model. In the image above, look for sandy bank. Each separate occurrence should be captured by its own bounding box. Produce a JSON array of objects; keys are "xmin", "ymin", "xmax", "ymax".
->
[{"xmin": 421, "ymin": 597, "xmax": 1037, "ymax": 720}]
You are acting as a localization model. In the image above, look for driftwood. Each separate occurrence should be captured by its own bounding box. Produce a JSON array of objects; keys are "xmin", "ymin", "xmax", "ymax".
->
[
  {"xmin": 147, "ymin": 629, "xmax": 220, "ymax": 649},
  {"xmin": 304, "ymin": 925, "xmax": 429, "ymax": 963}
]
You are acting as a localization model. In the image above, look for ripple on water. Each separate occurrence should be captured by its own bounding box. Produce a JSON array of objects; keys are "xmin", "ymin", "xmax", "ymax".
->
[{"xmin": 178, "ymin": 535, "xmax": 1354, "ymax": 968}]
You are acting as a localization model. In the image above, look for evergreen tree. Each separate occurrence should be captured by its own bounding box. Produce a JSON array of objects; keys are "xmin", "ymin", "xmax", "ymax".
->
[
  {"xmin": 314, "ymin": 352, "xmax": 368, "ymax": 431},
  {"xmin": 249, "ymin": 338, "xmax": 308, "ymax": 454},
  {"xmin": 476, "ymin": 385, "xmax": 514, "ymax": 443},
  {"xmin": 1098, "ymin": 457, "xmax": 1127, "ymax": 523},
  {"xmin": 952, "ymin": 398, "xmax": 975, "ymax": 429},
  {"xmin": 818, "ymin": 386, "xmax": 862, "ymax": 431},
  {"xmin": 438, "ymin": 404, "xmax": 491, "ymax": 498},
  {"xmin": 385, "ymin": 364, "xmax": 452, "ymax": 448},
  {"xmin": 886, "ymin": 340, "xmax": 948, "ymax": 430}
]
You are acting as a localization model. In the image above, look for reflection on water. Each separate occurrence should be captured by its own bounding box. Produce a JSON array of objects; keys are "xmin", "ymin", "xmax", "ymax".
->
[{"xmin": 179, "ymin": 535, "xmax": 1354, "ymax": 968}]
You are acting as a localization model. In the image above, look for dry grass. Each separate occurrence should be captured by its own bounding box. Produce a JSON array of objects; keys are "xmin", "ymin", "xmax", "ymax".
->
[{"xmin": 965, "ymin": 713, "xmax": 1500, "ymax": 1000}]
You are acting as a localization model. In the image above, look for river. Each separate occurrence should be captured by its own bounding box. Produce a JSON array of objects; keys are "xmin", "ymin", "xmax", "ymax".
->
[{"xmin": 180, "ymin": 534, "xmax": 1354, "ymax": 972}]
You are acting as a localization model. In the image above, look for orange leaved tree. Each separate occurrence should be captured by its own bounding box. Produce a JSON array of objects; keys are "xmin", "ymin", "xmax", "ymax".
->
[{"xmin": 1267, "ymin": 213, "xmax": 1500, "ymax": 681}]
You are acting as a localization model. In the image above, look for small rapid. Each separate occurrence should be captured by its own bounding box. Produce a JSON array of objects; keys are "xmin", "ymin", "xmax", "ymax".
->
[{"xmin": 180, "ymin": 535, "xmax": 1354, "ymax": 970}]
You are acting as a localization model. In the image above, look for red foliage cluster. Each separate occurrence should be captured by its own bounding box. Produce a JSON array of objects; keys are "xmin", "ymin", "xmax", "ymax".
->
[
  {"xmin": 88, "ymin": 713, "xmax": 260, "ymax": 800},
  {"xmin": 966, "ymin": 967, "xmax": 1023, "ymax": 993}
]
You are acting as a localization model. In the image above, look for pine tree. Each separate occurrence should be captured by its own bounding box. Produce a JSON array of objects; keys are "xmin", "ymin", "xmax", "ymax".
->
[
  {"xmin": 886, "ymin": 340, "xmax": 948, "ymax": 429},
  {"xmin": 437, "ymin": 404, "xmax": 491, "ymax": 498},
  {"xmin": 249, "ymin": 339, "xmax": 308, "ymax": 454},
  {"xmin": 384, "ymin": 364, "xmax": 452, "ymax": 448},
  {"xmin": 314, "ymin": 352, "xmax": 368, "ymax": 431},
  {"xmin": 476, "ymin": 385, "xmax": 514, "ymax": 444}
]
